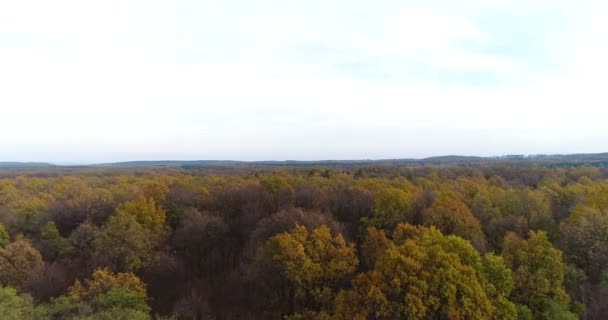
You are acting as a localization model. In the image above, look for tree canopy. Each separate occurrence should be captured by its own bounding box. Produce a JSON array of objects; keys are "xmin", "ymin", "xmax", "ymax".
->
[{"xmin": 0, "ymin": 164, "xmax": 603, "ymax": 318}]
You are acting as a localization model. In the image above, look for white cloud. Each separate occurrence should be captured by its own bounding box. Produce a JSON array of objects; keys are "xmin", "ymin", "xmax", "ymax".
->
[
  {"xmin": 0, "ymin": 0, "xmax": 607, "ymax": 162},
  {"xmin": 392, "ymin": 8, "xmax": 483, "ymax": 51}
]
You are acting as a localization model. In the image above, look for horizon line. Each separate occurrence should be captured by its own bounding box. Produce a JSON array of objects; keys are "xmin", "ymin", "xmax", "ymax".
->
[{"xmin": 2, "ymin": 151, "xmax": 607, "ymax": 166}]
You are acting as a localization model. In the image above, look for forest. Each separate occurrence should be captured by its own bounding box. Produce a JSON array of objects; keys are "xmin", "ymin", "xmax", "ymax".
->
[{"xmin": 0, "ymin": 164, "xmax": 607, "ymax": 319}]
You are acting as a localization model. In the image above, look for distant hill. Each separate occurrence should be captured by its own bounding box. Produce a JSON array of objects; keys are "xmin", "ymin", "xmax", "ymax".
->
[
  {"xmin": 0, "ymin": 162, "xmax": 55, "ymax": 168},
  {"xmin": 96, "ymin": 160, "xmax": 244, "ymax": 168},
  {"xmin": 3, "ymin": 153, "xmax": 608, "ymax": 169},
  {"xmin": 94, "ymin": 153, "xmax": 608, "ymax": 168},
  {"xmin": 420, "ymin": 155, "xmax": 486, "ymax": 163}
]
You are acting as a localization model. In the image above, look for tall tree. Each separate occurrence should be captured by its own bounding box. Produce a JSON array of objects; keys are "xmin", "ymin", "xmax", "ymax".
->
[
  {"xmin": 252, "ymin": 224, "xmax": 358, "ymax": 317},
  {"xmin": 115, "ymin": 196, "xmax": 166, "ymax": 235},
  {"xmin": 423, "ymin": 194, "xmax": 486, "ymax": 250},
  {"xmin": 0, "ymin": 285, "xmax": 37, "ymax": 320},
  {"xmin": 0, "ymin": 223, "xmax": 9, "ymax": 246},
  {"xmin": 93, "ymin": 212, "xmax": 155, "ymax": 272},
  {"xmin": 0, "ymin": 235, "xmax": 44, "ymax": 289},
  {"xmin": 560, "ymin": 205, "xmax": 608, "ymax": 282},
  {"xmin": 334, "ymin": 225, "xmax": 516, "ymax": 320},
  {"xmin": 41, "ymin": 268, "xmax": 151, "ymax": 320},
  {"xmin": 365, "ymin": 188, "xmax": 413, "ymax": 230},
  {"xmin": 502, "ymin": 231, "xmax": 576, "ymax": 319}
]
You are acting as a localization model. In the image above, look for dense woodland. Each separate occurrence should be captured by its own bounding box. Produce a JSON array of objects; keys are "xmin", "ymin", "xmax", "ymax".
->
[{"xmin": 0, "ymin": 164, "xmax": 608, "ymax": 319}]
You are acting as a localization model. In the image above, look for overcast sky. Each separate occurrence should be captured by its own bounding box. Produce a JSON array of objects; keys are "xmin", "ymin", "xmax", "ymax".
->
[{"xmin": 1, "ymin": 0, "xmax": 607, "ymax": 163}]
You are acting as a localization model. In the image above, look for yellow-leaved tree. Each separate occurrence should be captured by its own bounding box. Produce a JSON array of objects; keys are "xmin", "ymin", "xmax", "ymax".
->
[
  {"xmin": 252, "ymin": 224, "xmax": 358, "ymax": 318},
  {"xmin": 334, "ymin": 224, "xmax": 518, "ymax": 320}
]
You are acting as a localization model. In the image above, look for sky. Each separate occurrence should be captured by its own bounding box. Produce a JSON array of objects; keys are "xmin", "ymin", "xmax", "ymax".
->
[{"xmin": 1, "ymin": 0, "xmax": 607, "ymax": 163}]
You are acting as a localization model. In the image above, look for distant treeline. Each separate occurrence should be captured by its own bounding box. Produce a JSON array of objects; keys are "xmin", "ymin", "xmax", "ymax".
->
[
  {"xmin": 0, "ymin": 164, "xmax": 607, "ymax": 319},
  {"xmin": 3, "ymin": 152, "xmax": 608, "ymax": 170}
]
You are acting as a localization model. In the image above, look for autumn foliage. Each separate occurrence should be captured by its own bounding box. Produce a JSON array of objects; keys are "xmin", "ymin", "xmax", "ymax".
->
[{"xmin": 0, "ymin": 165, "xmax": 606, "ymax": 318}]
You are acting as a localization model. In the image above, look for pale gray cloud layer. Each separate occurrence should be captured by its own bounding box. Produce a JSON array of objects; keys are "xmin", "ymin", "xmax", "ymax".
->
[{"xmin": 1, "ymin": 0, "xmax": 607, "ymax": 162}]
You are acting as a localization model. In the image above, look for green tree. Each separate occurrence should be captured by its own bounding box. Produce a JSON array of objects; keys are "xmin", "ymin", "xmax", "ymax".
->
[
  {"xmin": 518, "ymin": 189, "xmax": 553, "ymax": 231},
  {"xmin": 41, "ymin": 268, "xmax": 150, "ymax": 320},
  {"xmin": 40, "ymin": 221, "xmax": 72, "ymax": 260},
  {"xmin": 480, "ymin": 253, "xmax": 519, "ymax": 320},
  {"xmin": 0, "ymin": 285, "xmax": 36, "ymax": 320},
  {"xmin": 501, "ymin": 231, "xmax": 576, "ymax": 319},
  {"xmin": 471, "ymin": 188, "xmax": 528, "ymax": 251},
  {"xmin": 84, "ymin": 288, "xmax": 151, "ymax": 320},
  {"xmin": 93, "ymin": 212, "xmax": 155, "ymax": 272},
  {"xmin": 560, "ymin": 205, "xmax": 608, "ymax": 282},
  {"xmin": 365, "ymin": 188, "xmax": 413, "ymax": 230},
  {"xmin": 0, "ymin": 223, "xmax": 9, "ymax": 246}
]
